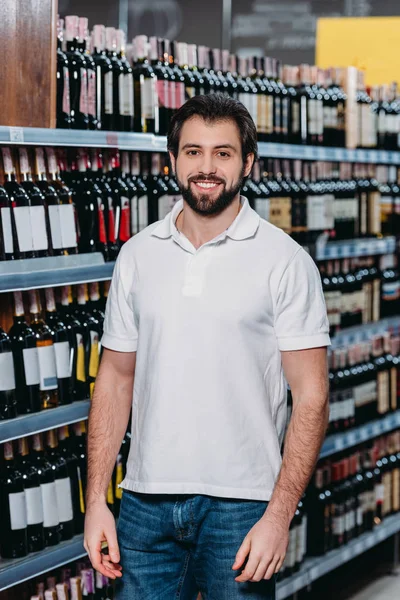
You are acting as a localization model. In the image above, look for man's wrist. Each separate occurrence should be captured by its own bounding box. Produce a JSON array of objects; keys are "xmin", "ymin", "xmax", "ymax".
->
[{"xmin": 86, "ymin": 492, "xmax": 107, "ymax": 509}]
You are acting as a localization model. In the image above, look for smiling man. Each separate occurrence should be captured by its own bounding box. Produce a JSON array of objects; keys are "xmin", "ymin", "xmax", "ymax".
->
[{"xmin": 84, "ymin": 94, "xmax": 330, "ymax": 600}]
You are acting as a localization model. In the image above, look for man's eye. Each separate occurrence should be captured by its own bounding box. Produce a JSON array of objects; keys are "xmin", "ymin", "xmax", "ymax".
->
[
  {"xmin": 187, "ymin": 150, "xmax": 199, "ymax": 156},
  {"xmin": 218, "ymin": 152, "xmax": 230, "ymax": 158}
]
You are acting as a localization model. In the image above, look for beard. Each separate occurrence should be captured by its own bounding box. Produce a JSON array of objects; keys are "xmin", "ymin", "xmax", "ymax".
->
[{"xmin": 176, "ymin": 166, "xmax": 245, "ymax": 216}]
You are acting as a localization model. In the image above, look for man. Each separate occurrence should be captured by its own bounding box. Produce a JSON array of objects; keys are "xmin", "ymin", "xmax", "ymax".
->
[{"xmin": 84, "ymin": 94, "xmax": 330, "ymax": 600}]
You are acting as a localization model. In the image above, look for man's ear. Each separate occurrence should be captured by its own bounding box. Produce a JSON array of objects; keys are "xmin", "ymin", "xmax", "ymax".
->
[
  {"xmin": 244, "ymin": 153, "xmax": 255, "ymax": 178},
  {"xmin": 169, "ymin": 151, "xmax": 176, "ymax": 175}
]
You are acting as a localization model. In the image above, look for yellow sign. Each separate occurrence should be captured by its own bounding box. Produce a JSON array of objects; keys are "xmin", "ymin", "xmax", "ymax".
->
[{"xmin": 316, "ymin": 17, "xmax": 400, "ymax": 86}]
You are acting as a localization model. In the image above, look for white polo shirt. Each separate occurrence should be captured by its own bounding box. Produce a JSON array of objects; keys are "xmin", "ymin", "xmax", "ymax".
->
[{"xmin": 102, "ymin": 197, "xmax": 330, "ymax": 501}]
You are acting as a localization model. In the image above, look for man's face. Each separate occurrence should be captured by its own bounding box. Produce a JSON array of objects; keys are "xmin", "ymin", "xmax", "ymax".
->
[{"xmin": 169, "ymin": 116, "xmax": 254, "ymax": 216}]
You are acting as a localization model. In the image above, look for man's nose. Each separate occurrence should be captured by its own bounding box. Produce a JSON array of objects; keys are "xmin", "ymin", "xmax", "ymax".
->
[{"xmin": 198, "ymin": 153, "xmax": 217, "ymax": 175}]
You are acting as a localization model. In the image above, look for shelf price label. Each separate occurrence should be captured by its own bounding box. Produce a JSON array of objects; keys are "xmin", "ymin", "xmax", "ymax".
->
[{"xmin": 9, "ymin": 127, "xmax": 24, "ymax": 143}]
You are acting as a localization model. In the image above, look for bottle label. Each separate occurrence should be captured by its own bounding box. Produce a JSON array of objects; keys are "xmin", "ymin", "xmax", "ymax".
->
[
  {"xmin": 158, "ymin": 195, "xmax": 173, "ymax": 220},
  {"xmin": 19, "ymin": 148, "xmax": 30, "ymax": 175},
  {"xmin": 124, "ymin": 72, "xmax": 134, "ymax": 117},
  {"xmin": 375, "ymin": 482, "xmax": 385, "ymax": 504},
  {"xmin": 89, "ymin": 330, "xmax": 100, "ymax": 379},
  {"xmin": 54, "ymin": 341, "xmax": 71, "ymax": 379},
  {"xmin": 14, "ymin": 206, "xmax": 34, "ymax": 252},
  {"xmin": 169, "ymin": 80, "xmax": 176, "ymax": 110},
  {"xmin": 107, "ymin": 197, "xmax": 116, "ymax": 243},
  {"xmin": 115, "ymin": 460, "xmax": 124, "ymax": 499},
  {"xmin": 175, "ymin": 82, "xmax": 185, "ymax": 110},
  {"xmin": 118, "ymin": 73, "xmax": 125, "ymax": 116},
  {"xmin": 30, "ymin": 206, "xmax": 49, "ymax": 251},
  {"xmin": 25, "ymin": 486, "xmax": 44, "ymax": 525},
  {"xmin": 97, "ymin": 197, "xmax": 107, "ymax": 244},
  {"xmin": 266, "ymin": 96, "xmax": 274, "ymax": 135},
  {"xmin": 1, "ymin": 207, "xmax": 14, "ymax": 254},
  {"xmin": 41, "ymin": 481, "xmax": 59, "ymax": 527},
  {"xmin": 254, "ymin": 198, "xmax": 270, "ymax": 222},
  {"xmin": 76, "ymin": 333, "xmax": 86, "ymax": 382},
  {"xmin": 257, "ymin": 94, "xmax": 267, "ymax": 134},
  {"xmin": 63, "ymin": 66, "xmax": 71, "ymax": 115},
  {"xmin": 56, "ymin": 477, "xmax": 74, "ymax": 523},
  {"xmin": 141, "ymin": 76, "xmax": 157, "ymax": 119},
  {"xmin": 131, "ymin": 195, "xmax": 139, "ymax": 235},
  {"xmin": 37, "ymin": 345, "xmax": 58, "ymax": 391},
  {"xmin": 107, "ymin": 480, "xmax": 114, "ymax": 505},
  {"xmin": 77, "ymin": 465, "xmax": 85, "ymax": 515},
  {"xmin": 119, "ymin": 197, "xmax": 131, "ymax": 242},
  {"xmin": 23, "ymin": 347, "xmax": 40, "ymax": 386},
  {"xmin": 0, "ymin": 352, "xmax": 16, "ymax": 391},
  {"xmin": 104, "ymin": 71, "xmax": 113, "ymax": 115},
  {"xmin": 48, "ymin": 204, "xmax": 63, "ymax": 250},
  {"xmin": 9, "ymin": 491, "xmax": 27, "ymax": 530},
  {"xmin": 268, "ymin": 197, "xmax": 292, "ymax": 232},
  {"xmin": 138, "ymin": 195, "xmax": 149, "ymax": 231},
  {"xmin": 87, "ymin": 69, "xmax": 96, "ymax": 117},
  {"xmin": 79, "ymin": 68, "xmax": 88, "ymax": 115},
  {"xmin": 59, "ymin": 204, "xmax": 78, "ymax": 249},
  {"xmin": 2, "ymin": 148, "xmax": 14, "ymax": 175}
]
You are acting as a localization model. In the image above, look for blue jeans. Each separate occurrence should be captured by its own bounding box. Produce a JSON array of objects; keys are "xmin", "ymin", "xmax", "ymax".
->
[{"xmin": 116, "ymin": 491, "xmax": 275, "ymax": 600}]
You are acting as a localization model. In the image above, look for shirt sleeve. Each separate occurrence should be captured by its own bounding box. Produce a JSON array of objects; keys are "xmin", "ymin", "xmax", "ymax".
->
[
  {"xmin": 101, "ymin": 250, "xmax": 138, "ymax": 352},
  {"xmin": 274, "ymin": 248, "xmax": 331, "ymax": 351}
]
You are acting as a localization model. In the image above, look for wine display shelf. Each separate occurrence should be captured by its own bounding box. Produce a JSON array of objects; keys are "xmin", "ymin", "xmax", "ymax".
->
[
  {"xmin": 0, "ymin": 534, "xmax": 86, "ymax": 591},
  {"xmin": 330, "ymin": 315, "xmax": 400, "ymax": 349},
  {"xmin": 320, "ymin": 410, "xmax": 400, "ymax": 458},
  {"xmin": 2, "ymin": 126, "xmax": 400, "ymax": 164},
  {"xmin": 276, "ymin": 512, "xmax": 400, "ymax": 599},
  {"xmin": 315, "ymin": 236, "xmax": 397, "ymax": 262},
  {"xmin": 0, "ymin": 401, "xmax": 90, "ymax": 444},
  {"xmin": 0, "ymin": 253, "xmax": 115, "ymax": 293}
]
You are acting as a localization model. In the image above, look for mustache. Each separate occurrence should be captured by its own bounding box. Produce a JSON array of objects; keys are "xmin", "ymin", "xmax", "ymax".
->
[{"xmin": 188, "ymin": 174, "xmax": 226, "ymax": 184}]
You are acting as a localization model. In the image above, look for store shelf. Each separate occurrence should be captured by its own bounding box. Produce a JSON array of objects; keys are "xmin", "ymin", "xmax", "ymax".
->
[
  {"xmin": 0, "ymin": 401, "xmax": 90, "ymax": 444},
  {"xmin": 277, "ymin": 513, "xmax": 400, "ymax": 599},
  {"xmin": 2, "ymin": 126, "xmax": 400, "ymax": 164},
  {"xmin": 0, "ymin": 253, "xmax": 115, "ymax": 292},
  {"xmin": 315, "ymin": 236, "xmax": 397, "ymax": 261},
  {"xmin": 330, "ymin": 316, "xmax": 400, "ymax": 348},
  {"xmin": 321, "ymin": 410, "xmax": 400, "ymax": 458},
  {"xmin": 0, "ymin": 534, "xmax": 86, "ymax": 591}
]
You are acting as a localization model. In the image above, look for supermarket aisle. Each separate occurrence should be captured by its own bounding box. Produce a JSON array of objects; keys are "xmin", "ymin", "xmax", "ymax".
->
[{"xmin": 348, "ymin": 574, "xmax": 400, "ymax": 600}]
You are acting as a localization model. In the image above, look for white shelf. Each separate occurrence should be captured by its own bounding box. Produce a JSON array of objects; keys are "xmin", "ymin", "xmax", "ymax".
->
[
  {"xmin": 316, "ymin": 236, "xmax": 397, "ymax": 261},
  {"xmin": 330, "ymin": 316, "xmax": 400, "ymax": 348},
  {"xmin": 2, "ymin": 126, "xmax": 400, "ymax": 163}
]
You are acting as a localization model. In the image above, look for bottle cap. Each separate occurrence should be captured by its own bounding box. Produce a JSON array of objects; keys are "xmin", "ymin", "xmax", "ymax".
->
[
  {"xmin": 92, "ymin": 25, "xmax": 106, "ymax": 51},
  {"xmin": 78, "ymin": 17, "xmax": 89, "ymax": 44},
  {"xmin": 148, "ymin": 36, "xmax": 158, "ymax": 61},
  {"xmin": 116, "ymin": 29, "xmax": 126, "ymax": 54},
  {"xmin": 105, "ymin": 27, "xmax": 116, "ymax": 51},
  {"xmin": 134, "ymin": 35, "xmax": 148, "ymax": 60},
  {"xmin": 65, "ymin": 15, "xmax": 79, "ymax": 42}
]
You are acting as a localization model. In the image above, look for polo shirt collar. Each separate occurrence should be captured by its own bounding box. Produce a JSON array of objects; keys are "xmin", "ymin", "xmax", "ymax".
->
[{"xmin": 151, "ymin": 195, "xmax": 260, "ymax": 242}]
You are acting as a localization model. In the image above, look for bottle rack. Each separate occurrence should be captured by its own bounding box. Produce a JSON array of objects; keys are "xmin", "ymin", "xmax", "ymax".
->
[
  {"xmin": 3, "ymin": 126, "xmax": 400, "ymax": 164},
  {"xmin": 0, "ymin": 127, "xmax": 399, "ymax": 593}
]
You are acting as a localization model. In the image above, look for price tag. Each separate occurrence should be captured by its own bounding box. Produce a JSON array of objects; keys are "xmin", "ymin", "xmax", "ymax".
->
[
  {"xmin": 355, "ymin": 150, "xmax": 364, "ymax": 162},
  {"xmin": 372, "ymin": 423, "xmax": 381, "ymax": 436},
  {"xmin": 105, "ymin": 133, "xmax": 119, "ymax": 147},
  {"xmin": 342, "ymin": 547, "xmax": 351, "ymax": 561},
  {"xmin": 335, "ymin": 437, "xmax": 344, "ymax": 451},
  {"xmin": 346, "ymin": 431, "xmax": 356, "ymax": 446},
  {"xmin": 360, "ymin": 428, "xmax": 368, "ymax": 442},
  {"xmin": 9, "ymin": 127, "xmax": 24, "ymax": 143},
  {"xmin": 376, "ymin": 528, "xmax": 385, "ymax": 541},
  {"xmin": 354, "ymin": 541, "xmax": 363, "ymax": 555},
  {"xmin": 334, "ymin": 148, "xmax": 343, "ymax": 161}
]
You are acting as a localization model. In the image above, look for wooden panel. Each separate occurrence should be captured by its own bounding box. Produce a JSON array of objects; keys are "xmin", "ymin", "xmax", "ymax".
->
[{"xmin": 0, "ymin": 0, "xmax": 57, "ymax": 128}]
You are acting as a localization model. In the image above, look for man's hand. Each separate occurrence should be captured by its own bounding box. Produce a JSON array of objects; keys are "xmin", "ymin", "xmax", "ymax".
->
[
  {"xmin": 232, "ymin": 512, "xmax": 289, "ymax": 582},
  {"xmin": 84, "ymin": 500, "xmax": 123, "ymax": 580}
]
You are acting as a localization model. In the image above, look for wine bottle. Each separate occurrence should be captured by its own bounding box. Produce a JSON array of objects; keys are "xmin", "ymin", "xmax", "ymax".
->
[
  {"xmin": 105, "ymin": 26, "xmax": 124, "ymax": 131},
  {"xmin": 28, "ymin": 289, "xmax": 59, "ymax": 410},
  {"xmin": 18, "ymin": 147, "xmax": 51, "ymax": 257},
  {"xmin": 45, "ymin": 429, "xmax": 74, "ymax": 541},
  {"xmin": 59, "ymin": 286, "xmax": 89, "ymax": 401},
  {"xmin": 73, "ymin": 421, "xmax": 88, "ymax": 503},
  {"xmin": 91, "ymin": 24, "xmax": 114, "ymax": 131},
  {"xmin": 82, "ymin": 569, "xmax": 95, "ymax": 599},
  {"xmin": 116, "ymin": 29, "xmax": 134, "ymax": 132},
  {"xmin": 89, "ymin": 282, "xmax": 105, "ymax": 330},
  {"xmin": 89, "ymin": 149, "xmax": 118, "ymax": 260},
  {"xmin": 0, "ymin": 181, "xmax": 15, "ymax": 260},
  {"xmin": 31, "ymin": 433, "xmax": 61, "ymax": 547},
  {"xmin": 131, "ymin": 151, "xmax": 148, "ymax": 233},
  {"xmin": 8, "ymin": 290, "xmax": 41, "ymax": 414},
  {"xmin": 0, "ymin": 324, "xmax": 18, "ymax": 420},
  {"xmin": 104, "ymin": 150, "xmax": 131, "ymax": 248},
  {"xmin": 74, "ymin": 284, "xmax": 101, "ymax": 398},
  {"xmin": 132, "ymin": 35, "xmax": 158, "ymax": 134},
  {"xmin": 45, "ymin": 288, "xmax": 73, "ymax": 405},
  {"xmin": 57, "ymin": 18, "xmax": 72, "ymax": 129},
  {"xmin": 2, "ymin": 147, "xmax": 35, "ymax": 259},
  {"xmin": 56, "ymin": 583, "xmax": 70, "ymax": 600},
  {"xmin": 0, "ymin": 441, "xmax": 28, "ymax": 558},
  {"xmin": 58, "ymin": 425, "xmax": 84, "ymax": 534},
  {"xmin": 45, "ymin": 590, "xmax": 57, "ymax": 600},
  {"xmin": 78, "ymin": 18, "xmax": 98, "ymax": 130},
  {"xmin": 17, "ymin": 436, "xmax": 45, "ymax": 552},
  {"xmin": 71, "ymin": 577, "xmax": 83, "ymax": 600},
  {"xmin": 65, "ymin": 15, "xmax": 89, "ymax": 130}
]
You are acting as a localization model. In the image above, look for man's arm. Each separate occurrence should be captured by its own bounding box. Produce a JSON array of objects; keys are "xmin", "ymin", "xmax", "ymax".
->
[
  {"xmin": 233, "ymin": 347, "xmax": 329, "ymax": 583},
  {"xmin": 84, "ymin": 348, "xmax": 136, "ymax": 580}
]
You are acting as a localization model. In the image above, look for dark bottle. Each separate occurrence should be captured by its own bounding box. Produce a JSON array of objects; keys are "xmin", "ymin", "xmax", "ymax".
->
[
  {"xmin": 89, "ymin": 282, "xmax": 105, "ymax": 331},
  {"xmin": 132, "ymin": 35, "xmax": 158, "ymax": 134},
  {"xmin": 146, "ymin": 152, "xmax": 169, "ymax": 224},
  {"xmin": 59, "ymin": 285, "xmax": 89, "ymax": 402},
  {"xmin": 42, "ymin": 147, "xmax": 78, "ymax": 255},
  {"xmin": 160, "ymin": 38, "xmax": 176, "ymax": 124},
  {"xmin": 91, "ymin": 24, "xmax": 114, "ymax": 131},
  {"xmin": 0, "ymin": 324, "xmax": 18, "ymax": 420},
  {"xmin": 380, "ymin": 254, "xmax": 400, "ymax": 318},
  {"xmin": 82, "ymin": 568, "xmax": 96, "ymax": 599},
  {"xmin": 0, "ymin": 441, "xmax": 28, "ymax": 558},
  {"xmin": 120, "ymin": 150, "xmax": 139, "ymax": 238},
  {"xmin": 58, "ymin": 425, "xmax": 84, "ymax": 534},
  {"xmin": 104, "ymin": 150, "xmax": 131, "ymax": 249},
  {"xmin": 18, "ymin": 147, "xmax": 51, "ymax": 258},
  {"xmin": 73, "ymin": 421, "xmax": 88, "ymax": 502},
  {"xmin": 170, "ymin": 42, "xmax": 186, "ymax": 112},
  {"xmin": 188, "ymin": 43, "xmax": 205, "ymax": 96},
  {"xmin": 74, "ymin": 284, "xmax": 101, "ymax": 399},
  {"xmin": 17, "ymin": 437, "xmax": 45, "ymax": 553},
  {"xmin": 131, "ymin": 151, "xmax": 149, "ymax": 233},
  {"xmin": 197, "ymin": 45, "xmax": 215, "ymax": 95},
  {"xmin": 331, "ymin": 462, "xmax": 345, "ymax": 549},
  {"xmin": 45, "ymin": 288, "xmax": 73, "ymax": 406},
  {"xmin": 116, "ymin": 29, "xmax": 134, "ymax": 132},
  {"xmin": 65, "ymin": 15, "xmax": 89, "ymax": 130},
  {"xmin": 149, "ymin": 36, "xmax": 169, "ymax": 136},
  {"xmin": 28, "ymin": 289, "xmax": 59, "ymax": 410},
  {"xmin": 57, "ymin": 18, "xmax": 72, "ymax": 129},
  {"xmin": 0, "ymin": 182, "xmax": 15, "ymax": 260},
  {"xmin": 306, "ymin": 463, "xmax": 332, "ymax": 555},
  {"xmin": 363, "ymin": 445, "xmax": 376, "ymax": 531},
  {"xmin": 45, "ymin": 429, "xmax": 74, "ymax": 541},
  {"xmin": 89, "ymin": 149, "xmax": 118, "ymax": 260},
  {"xmin": 2, "ymin": 147, "xmax": 36, "ymax": 259},
  {"xmin": 8, "ymin": 290, "xmax": 41, "ymax": 414},
  {"xmin": 179, "ymin": 41, "xmax": 198, "ymax": 102},
  {"xmin": 78, "ymin": 17, "xmax": 98, "ymax": 131},
  {"xmin": 30, "ymin": 433, "xmax": 60, "ymax": 547},
  {"xmin": 105, "ymin": 27, "xmax": 124, "ymax": 132}
]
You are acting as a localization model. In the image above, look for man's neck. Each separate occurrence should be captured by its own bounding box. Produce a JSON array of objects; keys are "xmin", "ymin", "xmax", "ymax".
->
[{"xmin": 175, "ymin": 196, "xmax": 242, "ymax": 249}]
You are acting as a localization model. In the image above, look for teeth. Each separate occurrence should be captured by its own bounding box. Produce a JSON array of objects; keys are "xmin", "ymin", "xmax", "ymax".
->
[{"xmin": 196, "ymin": 182, "xmax": 219, "ymax": 188}]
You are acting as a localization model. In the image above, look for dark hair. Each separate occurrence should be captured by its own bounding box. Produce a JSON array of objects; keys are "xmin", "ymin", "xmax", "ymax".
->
[{"xmin": 167, "ymin": 94, "xmax": 258, "ymax": 161}]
